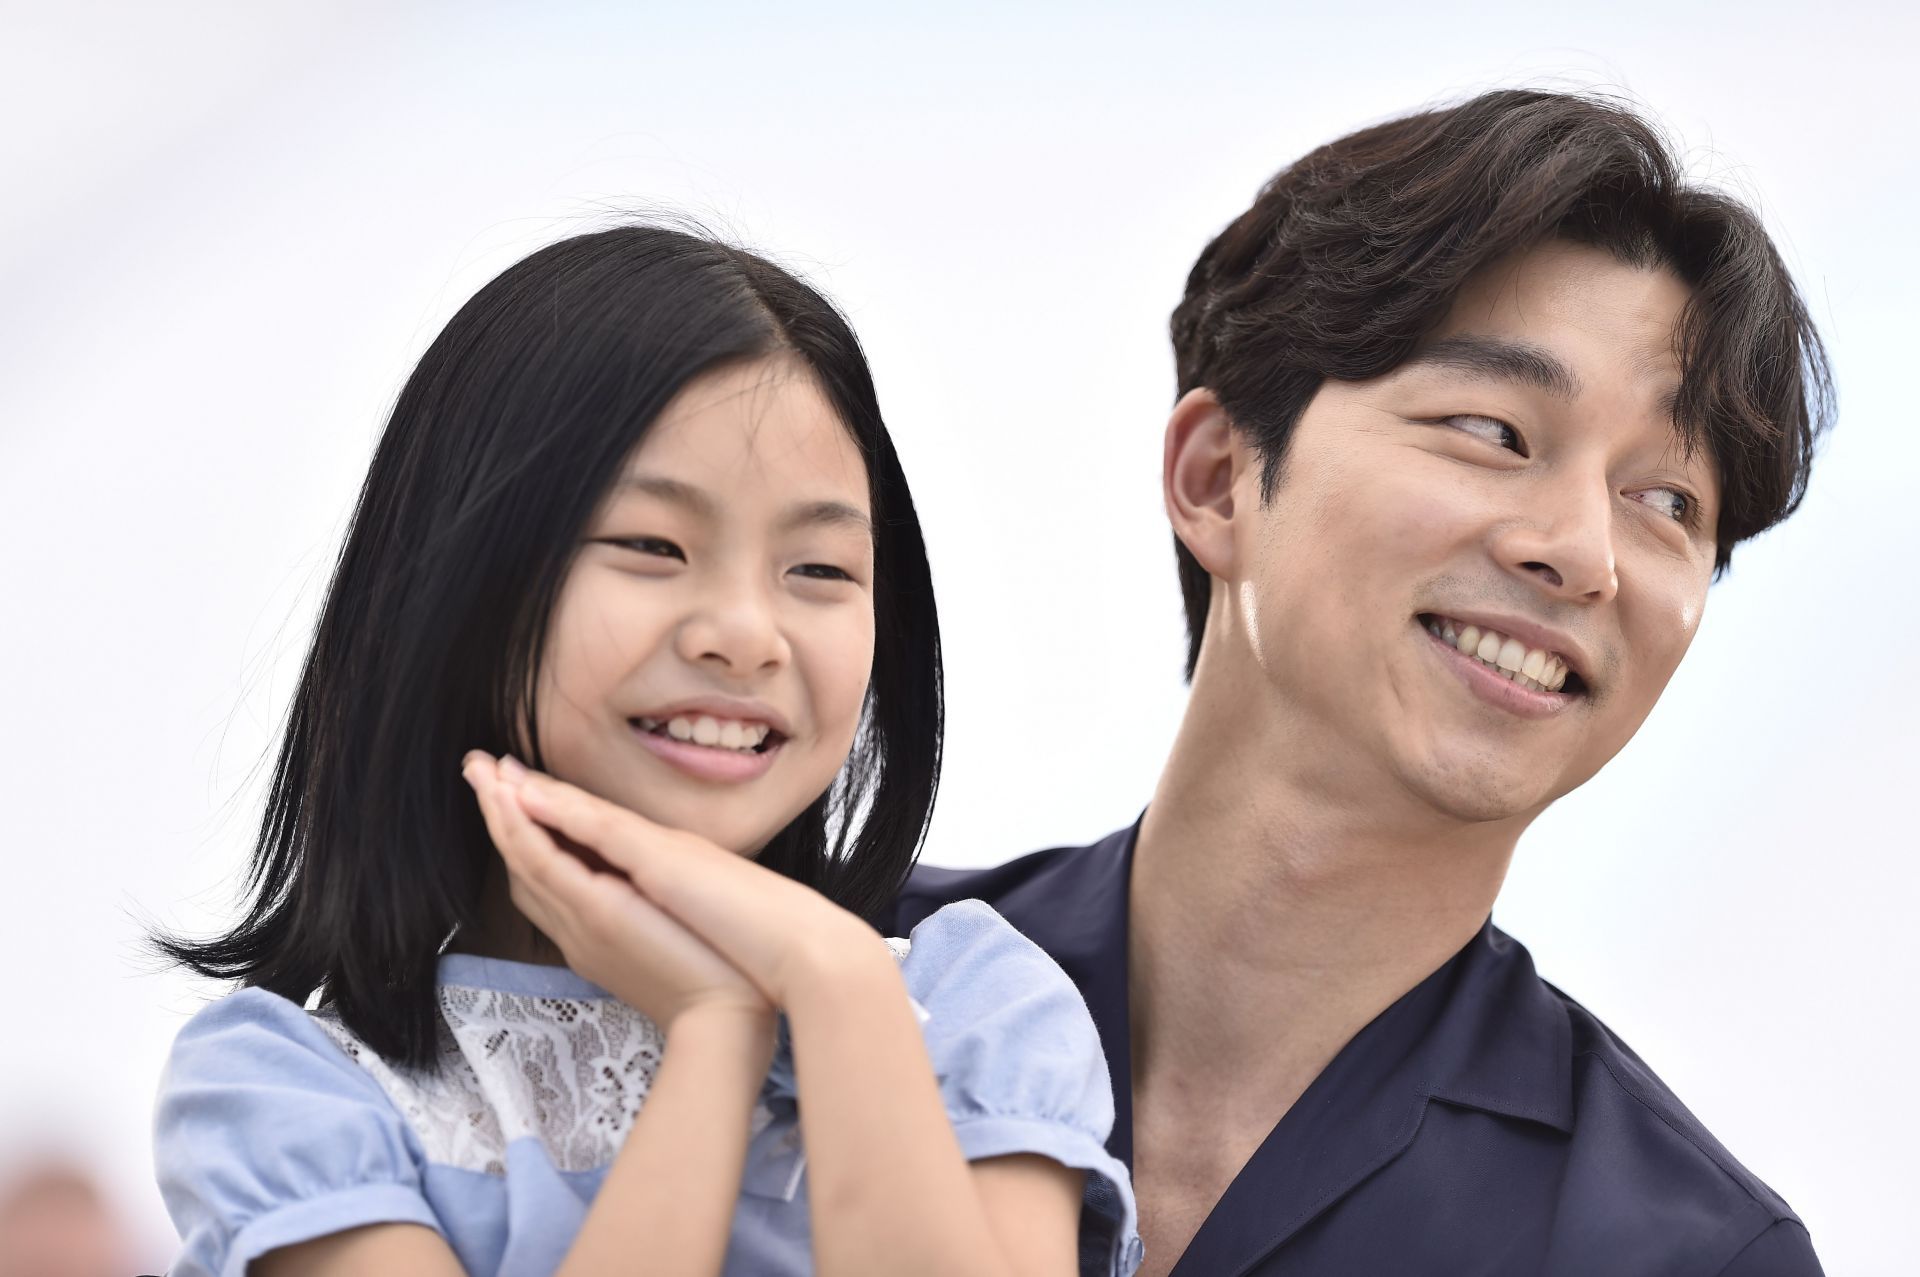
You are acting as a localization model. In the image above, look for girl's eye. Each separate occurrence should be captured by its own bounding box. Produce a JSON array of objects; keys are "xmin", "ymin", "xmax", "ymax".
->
[
  {"xmin": 1443, "ymin": 414, "xmax": 1526, "ymax": 456},
  {"xmin": 790, "ymin": 563, "xmax": 854, "ymax": 582},
  {"xmin": 612, "ymin": 536, "xmax": 685, "ymax": 561}
]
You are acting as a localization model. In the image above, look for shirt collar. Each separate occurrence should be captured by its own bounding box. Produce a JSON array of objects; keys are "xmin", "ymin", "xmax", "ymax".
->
[
  {"xmin": 1414, "ymin": 921, "xmax": 1575, "ymax": 1133},
  {"xmin": 436, "ymin": 952, "xmax": 611, "ymax": 1000},
  {"xmin": 995, "ymin": 821, "xmax": 1576, "ymax": 1170}
]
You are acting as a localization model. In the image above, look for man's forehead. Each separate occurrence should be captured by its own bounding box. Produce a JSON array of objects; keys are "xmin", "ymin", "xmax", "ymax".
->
[
  {"xmin": 1435, "ymin": 241, "xmax": 1688, "ymax": 349},
  {"xmin": 1406, "ymin": 243, "xmax": 1691, "ymax": 413}
]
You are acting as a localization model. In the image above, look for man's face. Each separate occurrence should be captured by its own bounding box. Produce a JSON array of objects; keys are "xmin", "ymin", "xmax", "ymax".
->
[{"xmin": 1226, "ymin": 239, "xmax": 1717, "ymax": 823}]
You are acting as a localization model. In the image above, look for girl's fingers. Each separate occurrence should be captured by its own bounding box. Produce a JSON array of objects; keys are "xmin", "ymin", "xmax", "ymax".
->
[
  {"xmin": 520, "ymin": 771, "xmax": 732, "ymax": 916},
  {"xmin": 463, "ymin": 756, "xmax": 518, "ymax": 862},
  {"xmin": 468, "ymin": 755, "xmax": 569, "ymax": 878},
  {"xmin": 465, "ymin": 754, "xmax": 581, "ymax": 929},
  {"xmin": 479, "ymin": 755, "xmax": 803, "ymax": 979},
  {"xmin": 495, "ymin": 783, "xmax": 748, "ymax": 987},
  {"xmin": 514, "ymin": 771, "xmax": 768, "ymax": 938},
  {"xmin": 511, "ymin": 771, "xmax": 681, "ymax": 882},
  {"xmin": 464, "ymin": 753, "xmax": 812, "ymax": 1010},
  {"xmin": 466, "ymin": 760, "xmax": 559, "ymax": 928},
  {"xmin": 493, "ymin": 773, "xmax": 598, "ymax": 895}
]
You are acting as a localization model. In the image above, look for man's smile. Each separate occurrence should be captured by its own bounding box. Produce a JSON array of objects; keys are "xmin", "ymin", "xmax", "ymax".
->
[
  {"xmin": 1417, "ymin": 612, "xmax": 1585, "ymax": 695},
  {"xmin": 1416, "ymin": 613, "xmax": 1590, "ymax": 719}
]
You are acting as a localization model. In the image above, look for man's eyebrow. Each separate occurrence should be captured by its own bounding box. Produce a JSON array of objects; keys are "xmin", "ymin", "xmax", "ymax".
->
[
  {"xmin": 613, "ymin": 474, "xmax": 871, "ymax": 538},
  {"xmin": 1655, "ymin": 384, "xmax": 1683, "ymax": 427},
  {"xmin": 1401, "ymin": 334, "xmax": 1583, "ymax": 401}
]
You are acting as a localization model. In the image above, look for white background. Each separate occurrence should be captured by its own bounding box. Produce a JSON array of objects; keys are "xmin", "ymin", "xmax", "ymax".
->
[{"xmin": 3, "ymin": 2, "xmax": 1915, "ymax": 1271}]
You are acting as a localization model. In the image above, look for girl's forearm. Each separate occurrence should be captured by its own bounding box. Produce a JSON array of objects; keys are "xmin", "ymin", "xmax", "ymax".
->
[
  {"xmin": 557, "ymin": 1005, "xmax": 774, "ymax": 1277},
  {"xmin": 784, "ymin": 941, "xmax": 1018, "ymax": 1277}
]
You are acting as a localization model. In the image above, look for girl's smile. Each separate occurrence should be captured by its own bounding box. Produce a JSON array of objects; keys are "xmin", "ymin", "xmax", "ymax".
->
[{"xmin": 626, "ymin": 694, "xmax": 790, "ymax": 783}]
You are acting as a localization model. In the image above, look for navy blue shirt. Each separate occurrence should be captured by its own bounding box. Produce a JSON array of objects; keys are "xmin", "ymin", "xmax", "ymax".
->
[{"xmin": 895, "ymin": 824, "xmax": 1821, "ymax": 1276}]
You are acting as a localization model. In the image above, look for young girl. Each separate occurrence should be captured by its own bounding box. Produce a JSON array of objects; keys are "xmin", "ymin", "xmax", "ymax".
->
[{"xmin": 152, "ymin": 226, "xmax": 1140, "ymax": 1277}]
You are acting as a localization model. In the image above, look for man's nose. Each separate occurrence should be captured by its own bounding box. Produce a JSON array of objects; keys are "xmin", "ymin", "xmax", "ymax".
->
[{"xmin": 1491, "ymin": 471, "xmax": 1620, "ymax": 605}]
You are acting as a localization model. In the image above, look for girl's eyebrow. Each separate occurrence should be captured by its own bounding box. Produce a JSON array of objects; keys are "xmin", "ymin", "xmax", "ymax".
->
[
  {"xmin": 779, "ymin": 500, "xmax": 872, "ymax": 539},
  {"xmin": 615, "ymin": 473, "xmax": 715, "ymax": 515},
  {"xmin": 614, "ymin": 473, "xmax": 872, "ymax": 538}
]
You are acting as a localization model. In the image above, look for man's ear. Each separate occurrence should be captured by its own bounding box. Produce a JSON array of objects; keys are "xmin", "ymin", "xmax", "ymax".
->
[{"xmin": 1164, "ymin": 388, "xmax": 1243, "ymax": 579}]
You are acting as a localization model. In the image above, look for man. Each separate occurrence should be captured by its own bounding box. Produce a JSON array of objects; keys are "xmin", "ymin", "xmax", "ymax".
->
[{"xmin": 897, "ymin": 90, "xmax": 1829, "ymax": 1276}]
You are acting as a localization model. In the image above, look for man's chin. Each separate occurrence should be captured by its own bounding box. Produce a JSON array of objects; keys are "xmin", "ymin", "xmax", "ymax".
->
[{"xmin": 1399, "ymin": 755, "xmax": 1568, "ymax": 827}]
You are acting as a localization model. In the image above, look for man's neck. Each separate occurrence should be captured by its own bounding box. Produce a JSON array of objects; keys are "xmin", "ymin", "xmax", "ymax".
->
[{"xmin": 1128, "ymin": 674, "xmax": 1525, "ymax": 1123}]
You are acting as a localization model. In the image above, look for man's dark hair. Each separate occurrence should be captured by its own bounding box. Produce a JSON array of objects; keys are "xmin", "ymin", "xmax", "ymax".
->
[
  {"xmin": 1169, "ymin": 88, "xmax": 1833, "ymax": 678},
  {"xmin": 157, "ymin": 225, "xmax": 944, "ymax": 1069}
]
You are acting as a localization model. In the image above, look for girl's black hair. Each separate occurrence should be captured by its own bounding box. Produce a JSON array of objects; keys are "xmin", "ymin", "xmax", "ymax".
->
[{"xmin": 158, "ymin": 225, "xmax": 944, "ymax": 1069}]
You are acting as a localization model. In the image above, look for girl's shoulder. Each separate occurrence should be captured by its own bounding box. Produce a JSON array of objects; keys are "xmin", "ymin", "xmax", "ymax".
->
[
  {"xmin": 891, "ymin": 898, "xmax": 1093, "ymax": 1029},
  {"xmin": 154, "ymin": 988, "xmax": 441, "ymax": 1277},
  {"xmin": 159, "ymin": 985, "xmax": 385, "ymax": 1100},
  {"xmin": 887, "ymin": 899, "xmax": 1141, "ymax": 1275},
  {"xmin": 888, "ymin": 897, "xmax": 1114, "ymax": 1142}
]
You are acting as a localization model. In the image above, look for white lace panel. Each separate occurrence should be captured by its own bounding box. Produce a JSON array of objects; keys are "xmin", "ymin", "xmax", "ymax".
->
[
  {"xmin": 314, "ymin": 987, "xmax": 674, "ymax": 1175},
  {"xmin": 313, "ymin": 936, "xmax": 915, "ymax": 1178}
]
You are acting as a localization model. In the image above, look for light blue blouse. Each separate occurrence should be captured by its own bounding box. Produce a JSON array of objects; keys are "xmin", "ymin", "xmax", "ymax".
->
[{"xmin": 154, "ymin": 899, "xmax": 1141, "ymax": 1276}]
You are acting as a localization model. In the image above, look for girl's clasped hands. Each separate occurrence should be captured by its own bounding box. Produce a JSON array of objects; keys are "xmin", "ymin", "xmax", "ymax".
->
[{"xmin": 462, "ymin": 750, "xmax": 886, "ymax": 1043}]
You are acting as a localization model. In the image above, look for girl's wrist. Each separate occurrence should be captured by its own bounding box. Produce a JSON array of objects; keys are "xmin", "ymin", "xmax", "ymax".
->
[
  {"xmin": 668, "ymin": 999, "xmax": 778, "ymax": 1069},
  {"xmin": 781, "ymin": 921, "xmax": 902, "ymax": 1019}
]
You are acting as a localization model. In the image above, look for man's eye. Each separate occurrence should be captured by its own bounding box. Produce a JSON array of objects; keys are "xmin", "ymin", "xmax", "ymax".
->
[
  {"xmin": 790, "ymin": 563, "xmax": 854, "ymax": 582},
  {"xmin": 1634, "ymin": 488, "xmax": 1694, "ymax": 525},
  {"xmin": 1443, "ymin": 414, "xmax": 1526, "ymax": 456},
  {"xmin": 612, "ymin": 536, "xmax": 685, "ymax": 561}
]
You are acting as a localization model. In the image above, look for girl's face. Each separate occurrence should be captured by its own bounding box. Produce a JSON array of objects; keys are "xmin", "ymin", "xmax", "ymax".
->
[{"xmin": 533, "ymin": 356, "xmax": 877, "ymax": 856}]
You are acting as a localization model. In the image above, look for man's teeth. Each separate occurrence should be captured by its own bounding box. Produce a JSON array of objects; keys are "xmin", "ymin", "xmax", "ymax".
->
[
  {"xmin": 1423, "ymin": 616, "xmax": 1571, "ymax": 694},
  {"xmin": 635, "ymin": 714, "xmax": 772, "ymax": 753}
]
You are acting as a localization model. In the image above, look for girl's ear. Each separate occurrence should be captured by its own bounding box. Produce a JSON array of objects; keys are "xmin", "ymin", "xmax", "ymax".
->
[{"xmin": 1163, "ymin": 388, "xmax": 1243, "ymax": 580}]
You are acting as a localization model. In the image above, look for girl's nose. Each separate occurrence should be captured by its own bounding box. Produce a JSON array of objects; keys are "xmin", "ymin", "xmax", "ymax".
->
[{"xmin": 676, "ymin": 580, "xmax": 790, "ymax": 675}]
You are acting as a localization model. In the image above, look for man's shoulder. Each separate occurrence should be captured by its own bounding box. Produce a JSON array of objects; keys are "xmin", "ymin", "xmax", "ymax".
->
[
  {"xmin": 1528, "ymin": 978, "xmax": 1813, "ymax": 1269},
  {"xmin": 895, "ymin": 826, "xmax": 1133, "ymax": 932}
]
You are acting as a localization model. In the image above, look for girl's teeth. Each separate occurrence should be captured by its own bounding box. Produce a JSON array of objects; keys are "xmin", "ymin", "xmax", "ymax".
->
[{"xmin": 649, "ymin": 714, "xmax": 772, "ymax": 753}]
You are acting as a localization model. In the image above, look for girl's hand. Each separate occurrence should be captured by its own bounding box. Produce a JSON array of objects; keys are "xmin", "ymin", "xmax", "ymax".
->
[
  {"xmin": 462, "ymin": 752, "xmax": 773, "ymax": 1036},
  {"xmin": 496, "ymin": 760, "xmax": 887, "ymax": 1009}
]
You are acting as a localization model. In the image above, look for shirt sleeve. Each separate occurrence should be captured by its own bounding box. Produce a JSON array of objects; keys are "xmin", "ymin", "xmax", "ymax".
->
[
  {"xmin": 898, "ymin": 899, "xmax": 1143, "ymax": 1277},
  {"xmin": 1714, "ymin": 1219, "xmax": 1824, "ymax": 1277},
  {"xmin": 153, "ymin": 988, "xmax": 443, "ymax": 1277}
]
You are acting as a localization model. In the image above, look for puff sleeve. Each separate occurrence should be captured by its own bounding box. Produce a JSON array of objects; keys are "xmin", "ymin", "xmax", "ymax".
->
[
  {"xmin": 899, "ymin": 899, "xmax": 1143, "ymax": 1277},
  {"xmin": 153, "ymin": 989, "xmax": 442, "ymax": 1277}
]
